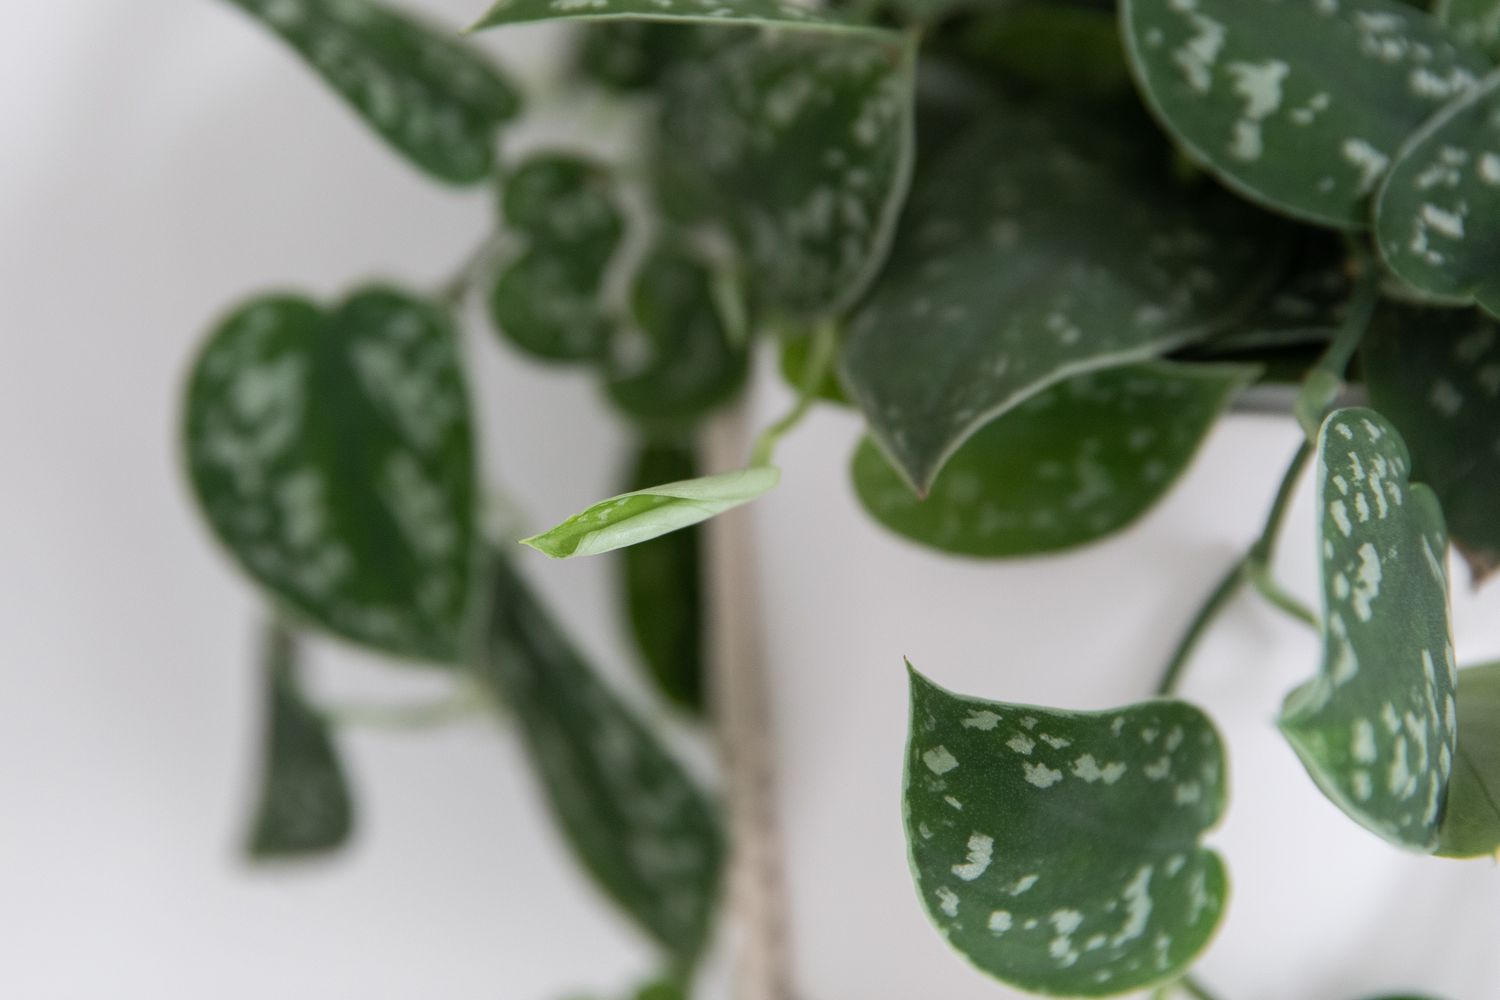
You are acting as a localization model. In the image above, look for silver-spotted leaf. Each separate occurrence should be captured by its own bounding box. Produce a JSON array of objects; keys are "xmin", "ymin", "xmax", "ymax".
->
[
  {"xmin": 246, "ymin": 624, "xmax": 355, "ymax": 859},
  {"xmin": 184, "ymin": 290, "xmax": 476, "ymax": 663},
  {"xmin": 502, "ymin": 154, "xmax": 624, "ymax": 264},
  {"xmin": 1374, "ymin": 71, "xmax": 1500, "ymax": 314},
  {"xmin": 840, "ymin": 104, "xmax": 1281, "ymax": 492},
  {"xmin": 1121, "ymin": 0, "xmax": 1489, "ymax": 228},
  {"xmin": 1362, "ymin": 305, "xmax": 1500, "ymax": 583},
  {"xmin": 523, "ymin": 465, "xmax": 779, "ymax": 558},
  {"xmin": 478, "ymin": 554, "xmax": 722, "ymax": 962},
  {"xmin": 606, "ymin": 242, "xmax": 749, "ymax": 425},
  {"xmin": 471, "ymin": 0, "xmax": 875, "ymax": 33},
  {"xmin": 655, "ymin": 29, "xmax": 917, "ymax": 319},
  {"xmin": 853, "ymin": 363, "xmax": 1257, "ymax": 557},
  {"xmin": 905, "ymin": 667, "xmax": 1228, "ymax": 996},
  {"xmin": 1439, "ymin": 0, "xmax": 1500, "ymax": 57},
  {"xmin": 1279, "ymin": 408, "xmax": 1456, "ymax": 852},
  {"xmin": 225, "ymin": 0, "xmax": 520, "ymax": 184},
  {"xmin": 1437, "ymin": 662, "xmax": 1500, "ymax": 857},
  {"xmin": 620, "ymin": 442, "xmax": 706, "ymax": 714},
  {"xmin": 488, "ymin": 252, "xmax": 615, "ymax": 362}
]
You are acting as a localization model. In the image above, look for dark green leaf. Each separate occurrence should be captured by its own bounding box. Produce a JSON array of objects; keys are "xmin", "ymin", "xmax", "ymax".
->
[
  {"xmin": 1374, "ymin": 70, "xmax": 1500, "ymax": 315},
  {"xmin": 780, "ymin": 334, "xmax": 850, "ymax": 406},
  {"xmin": 246, "ymin": 624, "xmax": 355, "ymax": 858},
  {"xmin": 1362, "ymin": 304, "xmax": 1500, "ymax": 583},
  {"xmin": 621, "ymin": 443, "xmax": 706, "ymax": 714},
  {"xmin": 945, "ymin": 1, "xmax": 1132, "ymax": 98},
  {"xmin": 1279, "ymin": 408, "xmax": 1456, "ymax": 852},
  {"xmin": 1121, "ymin": 0, "xmax": 1489, "ymax": 228},
  {"xmin": 606, "ymin": 243, "xmax": 749, "ymax": 425},
  {"xmin": 184, "ymin": 289, "xmax": 476, "ymax": 663},
  {"xmin": 655, "ymin": 29, "xmax": 918, "ymax": 319},
  {"xmin": 225, "ymin": 0, "xmax": 521, "ymax": 184},
  {"xmin": 1439, "ymin": 0, "xmax": 1500, "ymax": 57},
  {"xmin": 1437, "ymin": 662, "xmax": 1500, "ymax": 857},
  {"xmin": 841, "ymin": 102, "xmax": 1281, "ymax": 492},
  {"xmin": 853, "ymin": 362, "xmax": 1257, "ymax": 557},
  {"xmin": 575, "ymin": 21, "xmax": 696, "ymax": 91},
  {"xmin": 477, "ymin": 554, "xmax": 722, "ymax": 963},
  {"xmin": 488, "ymin": 252, "xmax": 615, "ymax": 362},
  {"xmin": 905, "ymin": 666, "xmax": 1227, "ymax": 996},
  {"xmin": 522, "ymin": 466, "xmax": 779, "ymax": 558},
  {"xmin": 502, "ymin": 154, "xmax": 624, "ymax": 264},
  {"xmin": 470, "ymin": 0, "xmax": 877, "ymax": 33}
]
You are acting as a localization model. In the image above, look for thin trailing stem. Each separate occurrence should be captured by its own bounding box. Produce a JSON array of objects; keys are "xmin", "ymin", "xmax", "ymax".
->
[
  {"xmin": 1293, "ymin": 260, "xmax": 1381, "ymax": 439},
  {"xmin": 750, "ymin": 319, "xmax": 839, "ymax": 467},
  {"xmin": 1156, "ymin": 557, "xmax": 1247, "ymax": 696},
  {"xmin": 1157, "ymin": 440, "xmax": 1319, "ymax": 695},
  {"xmin": 437, "ymin": 232, "xmax": 506, "ymax": 310}
]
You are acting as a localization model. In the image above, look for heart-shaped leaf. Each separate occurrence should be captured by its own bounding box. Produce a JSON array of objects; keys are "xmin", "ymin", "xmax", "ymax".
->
[
  {"xmin": 1121, "ymin": 0, "xmax": 1489, "ymax": 228},
  {"xmin": 841, "ymin": 102, "xmax": 1281, "ymax": 492},
  {"xmin": 620, "ymin": 442, "xmax": 707, "ymax": 714},
  {"xmin": 470, "ymin": 0, "xmax": 878, "ymax": 34},
  {"xmin": 501, "ymin": 154, "xmax": 624, "ymax": 264},
  {"xmin": 1374, "ymin": 71, "xmax": 1500, "ymax": 315},
  {"xmin": 225, "ymin": 0, "xmax": 521, "ymax": 184},
  {"xmin": 1362, "ymin": 305, "xmax": 1500, "ymax": 584},
  {"xmin": 905, "ymin": 666, "xmax": 1228, "ymax": 996},
  {"xmin": 478, "ymin": 554, "xmax": 723, "ymax": 963},
  {"xmin": 488, "ymin": 252, "xmax": 615, "ymax": 363},
  {"xmin": 523, "ymin": 465, "xmax": 779, "ymax": 558},
  {"xmin": 655, "ymin": 29, "xmax": 918, "ymax": 319},
  {"xmin": 1439, "ymin": 0, "xmax": 1500, "ymax": 58},
  {"xmin": 606, "ymin": 242, "xmax": 749, "ymax": 426},
  {"xmin": 1279, "ymin": 408, "xmax": 1456, "ymax": 852},
  {"xmin": 853, "ymin": 362, "xmax": 1257, "ymax": 557},
  {"xmin": 184, "ymin": 289, "xmax": 476, "ymax": 663},
  {"xmin": 246, "ymin": 624, "xmax": 355, "ymax": 859},
  {"xmin": 1436, "ymin": 662, "xmax": 1500, "ymax": 857}
]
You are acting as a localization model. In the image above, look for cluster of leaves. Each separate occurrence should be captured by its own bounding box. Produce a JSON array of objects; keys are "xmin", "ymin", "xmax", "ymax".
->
[{"xmin": 185, "ymin": 0, "xmax": 1500, "ymax": 997}]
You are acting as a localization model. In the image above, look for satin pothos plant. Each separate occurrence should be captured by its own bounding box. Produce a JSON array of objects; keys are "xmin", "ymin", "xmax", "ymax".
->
[{"xmin": 185, "ymin": 0, "xmax": 1500, "ymax": 997}]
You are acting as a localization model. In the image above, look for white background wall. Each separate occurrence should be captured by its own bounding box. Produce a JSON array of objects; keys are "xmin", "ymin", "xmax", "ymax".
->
[{"xmin": 3, "ymin": 3, "xmax": 1499, "ymax": 999}]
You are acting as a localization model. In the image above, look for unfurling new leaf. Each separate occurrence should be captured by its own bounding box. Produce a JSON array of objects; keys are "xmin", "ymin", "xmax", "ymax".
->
[
  {"xmin": 905, "ymin": 667, "xmax": 1228, "ymax": 996},
  {"xmin": 522, "ymin": 465, "xmax": 779, "ymax": 559}
]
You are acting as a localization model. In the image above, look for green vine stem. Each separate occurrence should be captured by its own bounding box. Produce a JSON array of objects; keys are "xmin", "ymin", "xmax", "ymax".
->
[
  {"xmin": 319, "ymin": 679, "xmax": 493, "ymax": 730},
  {"xmin": 750, "ymin": 318, "xmax": 840, "ymax": 467},
  {"xmin": 1293, "ymin": 260, "xmax": 1381, "ymax": 439},
  {"xmin": 437, "ymin": 232, "xmax": 508, "ymax": 310},
  {"xmin": 1156, "ymin": 439, "xmax": 1318, "ymax": 695}
]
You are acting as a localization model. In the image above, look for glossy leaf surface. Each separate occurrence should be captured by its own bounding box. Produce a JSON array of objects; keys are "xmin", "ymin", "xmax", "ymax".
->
[
  {"xmin": 1436, "ymin": 662, "xmax": 1500, "ymax": 857},
  {"xmin": 489, "ymin": 252, "xmax": 615, "ymax": 362},
  {"xmin": 905, "ymin": 667, "xmax": 1227, "ymax": 996},
  {"xmin": 1121, "ymin": 0, "xmax": 1488, "ymax": 228},
  {"xmin": 1362, "ymin": 305, "xmax": 1500, "ymax": 583},
  {"xmin": 1374, "ymin": 71, "xmax": 1500, "ymax": 314},
  {"xmin": 656, "ymin": 29, "xmax": 918, "ymax": 318},
  {"xmin": 841, "ymin": 104, "xmax": 1279, "ymax": 492},
  {"xmin": 606, "ymin": 243, "xmax": 749, "ymax": 425},
  {"xmin": 853, "ymin": 363, "xmax": 1256, "ymax": 557},
  {"xmin": 621, "ymin": 442, "xmax": 706, "ymax": 714},
  {"xmin": 523, "ymin": 466, "xmax": 779, "ymax": 558},
  {"xmin": 184, "ymin": 290, "xmax": 476, "ymax": 663},
  {"xmin": 1280, "ymin": 408, "xmax": 1456, "ymax": 851},
  {"xmin": 226, "ymin": 0, "xmax": 521, "ymax": 184},
  {"xmin": 478, "ymin": 554, "xmax": 722, "ymax": 961},
  {"xmin": 246, "ymin": 625, "xmax": 355, "ymax": 858},
  {"xmin": 502, "ymin": 154, "xmax": 624, "ymax": 263}
]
